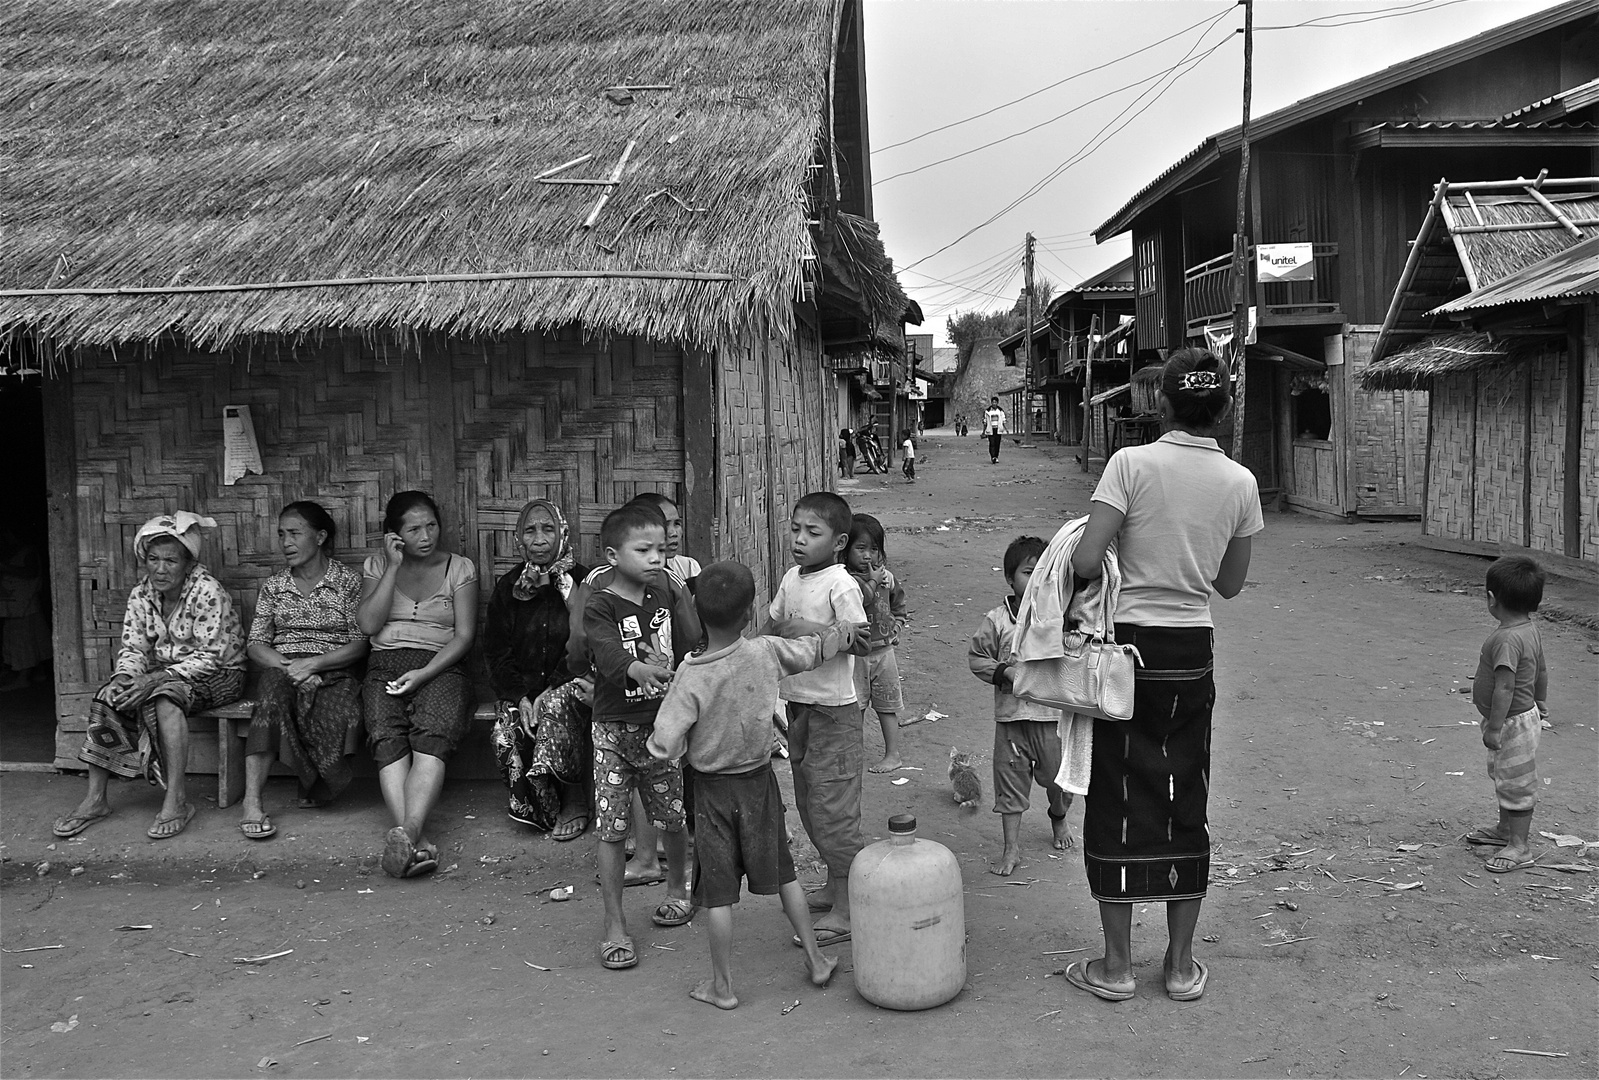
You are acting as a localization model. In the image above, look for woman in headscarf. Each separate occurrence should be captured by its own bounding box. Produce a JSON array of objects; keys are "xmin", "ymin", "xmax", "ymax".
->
[
  {"xmin": 486, "ymin": 498, "xmax": 593, "ymax": 839},
  {"xmin": 238, "ymin": 501, "xmax": 368, "ymax": 840},
  {"xmin": 52, "ymin": 513, "xmax": 245, "ymax": 841}
]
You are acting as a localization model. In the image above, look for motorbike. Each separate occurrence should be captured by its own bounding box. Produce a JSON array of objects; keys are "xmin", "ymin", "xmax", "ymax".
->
[{"xmin": 852, "ymin": 424, "xmax": 888, "ymax": 474}]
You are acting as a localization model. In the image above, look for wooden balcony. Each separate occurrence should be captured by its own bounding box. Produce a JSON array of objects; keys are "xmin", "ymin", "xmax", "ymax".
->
[{"xmin": 1183, "ymin": 243, "xmax": 1342, "ymax": 335}]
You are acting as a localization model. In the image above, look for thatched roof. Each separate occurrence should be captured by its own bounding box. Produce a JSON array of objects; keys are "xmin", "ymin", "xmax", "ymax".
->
[
  {"xmin": 1451, "ymin": 194, "xmax": 1599, "ymax": 286},
  {"xmin": 1433, "ymin": 233, "xmax": 1599, "ymax": 314},
  {"xmin": 1130, "ymin": 363, "xmax": 1164, "ymax": 388},
  {"xmin": 1360, "ymin": 331, "xmax": 1523, "ymax": 391},
  {"xmin": 0, "ymin": 0, "xmax": 861, "ymax": 353}
]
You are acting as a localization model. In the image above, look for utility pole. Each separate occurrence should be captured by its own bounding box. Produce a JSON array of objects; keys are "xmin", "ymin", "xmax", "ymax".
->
[
  {"xmin": 1230, "ymin": 0, "xmax": 1254, "ymax": 461},
  {"xmin": 1023, "ymin": 231, "xmax": 1036, "ymax": 434}
]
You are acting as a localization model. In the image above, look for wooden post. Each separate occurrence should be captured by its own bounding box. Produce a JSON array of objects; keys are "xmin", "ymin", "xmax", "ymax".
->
[
  {"xmin": 422, "ymin": 343, "xmax": 462, "ymax": 551},
  {"xmin": 682, "ymin": 347, "xmax": 718, "ymax": 561},
  {"xmin": 1081, "ymin": 313, "xmax": 1097, "ymax": 471},
  {"xmin": 1024, "ymin": 231, "xmax": 1035, "ymax": 434},
  {"xmin": 1566, "ymin": 306, "xmax": 1590, "ymax": 557},
  {"xmin": 1469, "ymin": 372, "xmax": 1479, "ymax": 543},
  {"xmin": 1229, "ymin": 0, "xmax": 1253, "ymax": 463},
  {"xmin": 1522, "ymin": 361, "xmax": 1534, "ymax": 548},
  {"xmin": 41, "ymin": 366, "xmax": 85, "ymax": 690},
  {"xmin": 1419, "ymin": 390, "xmax": 1435, "ymax": 538}
]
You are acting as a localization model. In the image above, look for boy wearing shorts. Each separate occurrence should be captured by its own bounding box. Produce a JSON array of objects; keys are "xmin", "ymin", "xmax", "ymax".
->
[
  {"xmin": 969, "ymin": 535, "xmax": 1074, "ymax": 876},
  {"xmin": 649, "ymin": 561, "xmax": 843, "ymax": 1009},
  {"xmin": 845, "ymin": 513, "xmax": 911, "ymax": 773},
  {"xmin": 1466, "ymin": 555, "xmax": 1550, "ymax": 874},
  {"xmin": 758, "ymin": 491, "xmax": 868, "ymax": 945},
  {"xmin": 584, "ymin": 503, "xmax": 695, "ymax": 970}
]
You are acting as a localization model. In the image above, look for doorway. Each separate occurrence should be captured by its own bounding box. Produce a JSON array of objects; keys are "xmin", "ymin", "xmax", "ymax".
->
[{"xmin": 0, "ymin": 375, "xmax": 55, "ymax": 763}]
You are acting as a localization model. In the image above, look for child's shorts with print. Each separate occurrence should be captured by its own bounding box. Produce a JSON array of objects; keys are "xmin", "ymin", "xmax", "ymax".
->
[
  {"xmin": 592, "ymin": 719, "xmax": 685, "ymax": 841},
  {"xmin": 852, "ymin": 645, "xmax": 904, "ymax": 713}
]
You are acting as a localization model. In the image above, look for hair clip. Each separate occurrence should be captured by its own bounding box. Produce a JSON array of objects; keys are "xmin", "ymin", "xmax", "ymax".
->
[{"xmin": 1177, "ymin": 370, "xmax": 1220, "ymax": 391}]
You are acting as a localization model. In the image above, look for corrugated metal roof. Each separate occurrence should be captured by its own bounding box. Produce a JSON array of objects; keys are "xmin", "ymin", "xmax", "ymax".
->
[
  {"xmin": 1094, "ymin": 0, "xmax": 1599, "ymax": 240},
  {"xmin": 1502, "ymin": 76, "xmax": 1599, "ymax": 122},
  {"xmin": 1431, "ymin": 233, "xmax": 1599, "ymax": 313}
]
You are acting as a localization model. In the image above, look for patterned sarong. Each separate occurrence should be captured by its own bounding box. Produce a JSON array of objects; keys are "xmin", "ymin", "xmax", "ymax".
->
[
  {"xmin": 491, "ymin": 678, "xmax": 591, "ymax": 829},
  {"xmin": 1083, "ymin": 624, "xmax": 1214, "ymax": 903},
  {"xmin": 79, "ymin": 667, "xmax": 245, "ymax": 785},
  {"xmin": 244, "ymin": 659, "xmax": 364, "ymax": 804}
]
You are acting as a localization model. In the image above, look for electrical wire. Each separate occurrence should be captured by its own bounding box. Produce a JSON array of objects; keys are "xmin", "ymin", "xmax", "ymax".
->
[
  {"xmin": 877, "ymin": 4, "xmax": 1238, "ymax": 184},
  {"xmin": 1259, "ymin": 0, "xmax": 1472, "ymax": 30},
  {"xmin": 902, "ymin": 28, "xmax": 1232, "ymax": 272},
  {"xmin": 872, "ymin": 2, "xmax": 1235, "ymax": 155}
]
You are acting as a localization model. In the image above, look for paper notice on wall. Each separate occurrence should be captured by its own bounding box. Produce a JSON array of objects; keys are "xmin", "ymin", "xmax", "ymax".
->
[
  {"xmin": 1256, "ymin": 243, "xmax": 1315, "ymax": 283},
  {"xmin": 222, "ymin": 404, "xmax": 263, "ymax": 485}
]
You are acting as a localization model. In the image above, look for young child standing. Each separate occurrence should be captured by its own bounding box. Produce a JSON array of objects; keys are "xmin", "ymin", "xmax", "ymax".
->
[
  {"xmin": 649, "ymin": 561, "xmax": 844, "ymax": 1009},
  {"xmin": 900, "ymin": 430, "xmax": 916, "ymax": 482},
  {"xmin": 845, "ymin": 514, "xmax": 911, "ymax": 773},
  {"xmin": 968, "ymin": 535, "xmax": 1074, "ymax": 876},
  {"xmin": 584, "ymin": 502, "xmax": 695, "ymax": 970},
  {"xmin": 1467, "ymin": 555, "xmax": 1550, "ymax": 874},
  {"xmin": 759, "ymin": 491, "xmax": 868, "ymax": 946}
]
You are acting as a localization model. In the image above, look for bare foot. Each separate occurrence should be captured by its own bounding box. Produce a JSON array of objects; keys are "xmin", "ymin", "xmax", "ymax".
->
[
  {"xmin": 809, "ymin": 952, "xmax": 838, "ymax": 987},
  {"xmin": 868, "ymin": 756, "xmax": 903, "ymax": 774},
  {"xmin": 690, "ymin": 979, "xmax": 738, "ymax": 1010},
  {"xmin": 1051, "ymin": 817, "xmax": 1075, "ymax": 850},
  {"xmin": 990, "ymin": 847, "xmax": 1022, "ymax": 876}
]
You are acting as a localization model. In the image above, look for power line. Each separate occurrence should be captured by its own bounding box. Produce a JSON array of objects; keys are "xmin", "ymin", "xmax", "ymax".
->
[
  {"xmin": 872, "ymin": 2, "xmax": 1235, "ymax": 155},
  {"xmin": 1259, "ymin": 0, "xmax": 1471, "ymax": 30},
  {"xmin": 877, "ymin": 4, "xmax": 1238, "ymax": 184},
  {"xmin": 902, "ymin": 28, "xmax": 1232, "ymax": 272}
]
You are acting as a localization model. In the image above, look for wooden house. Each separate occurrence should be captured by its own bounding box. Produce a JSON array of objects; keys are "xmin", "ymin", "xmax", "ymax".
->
[
  {"xmin": 0, "ymin": 0, "xmax": 909, "ymax": 769},
  {"xmin": 1361, "ymin": 180, "xmax": 1598, "ymax": 576},
  {"xmin": 1094, "ymin": 0, "xmax": 1599, "ymax": 517},
  {"xmin": 998, "ymin": 258, "xmax": 1136, "ymax": 445}
]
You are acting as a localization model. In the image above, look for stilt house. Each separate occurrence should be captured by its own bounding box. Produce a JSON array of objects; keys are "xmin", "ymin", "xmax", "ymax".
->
[
  {"xmin": 0, "ymin": 0, "xmax": 909, "ymax": 769},
  {"xmin": 1093, "ymin": 0, "xmax": 1599, "ymax": 517}
]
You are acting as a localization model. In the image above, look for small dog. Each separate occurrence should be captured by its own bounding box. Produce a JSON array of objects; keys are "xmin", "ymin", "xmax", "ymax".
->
[{"xmin": 948, "ymin": 746, "xmax": 982, "ymax": 809}]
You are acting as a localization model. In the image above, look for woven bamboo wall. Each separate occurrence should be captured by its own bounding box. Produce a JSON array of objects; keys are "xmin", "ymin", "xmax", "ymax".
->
[
  {"xmin": 1423, "ymin": 342, "xmax": 1589, "ymax": 561},
  {"xmin": 1581, "ymin": 318, "xmax": 1599, "ymax": 563},
  {"xmin": 53, "ymin": 329, "xmax": 689, "ymax": 765},
  {"xmin": 1345, "ymin": 329, "xmax": 1427, "ymax": 515},
  {"xmin": 716, "ymin": 318, "xmax": 830, "ymax": 603}
]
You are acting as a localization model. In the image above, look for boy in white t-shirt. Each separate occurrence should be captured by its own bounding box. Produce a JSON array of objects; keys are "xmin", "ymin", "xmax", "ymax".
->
[
  {"xmin": 756, "ymin": 491, "xmax": 868, "ymax": 946},
  {"xmin": 900, "ymin": 430, "xmax": 916, "ymax": 482}
]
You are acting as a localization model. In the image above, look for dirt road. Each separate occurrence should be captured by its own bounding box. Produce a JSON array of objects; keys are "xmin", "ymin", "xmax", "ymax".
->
[{"xmin": 3, "ymin": 431, "xmax": 1595, "ymax": 1078}]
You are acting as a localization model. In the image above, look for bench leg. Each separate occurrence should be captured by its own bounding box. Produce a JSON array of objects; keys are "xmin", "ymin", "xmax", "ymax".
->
[{"xmin": 217, "ymin": 717, "xmax": 246, "ymax": 810}]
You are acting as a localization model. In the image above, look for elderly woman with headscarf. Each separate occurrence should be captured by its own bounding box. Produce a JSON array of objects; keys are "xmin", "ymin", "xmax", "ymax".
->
[
  {"xmin": 52, "ymin": 513, "xmax": 246, "ymax": 841},
  {"xmin": 486, "ymin": 498, "xmax": 594, "ymax": 840}
]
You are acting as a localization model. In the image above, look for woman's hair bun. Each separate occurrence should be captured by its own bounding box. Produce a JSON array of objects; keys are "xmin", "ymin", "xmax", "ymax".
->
[{"xmin": 1162, "ymin": 348, "xmax": 1233, "ymax": 427}]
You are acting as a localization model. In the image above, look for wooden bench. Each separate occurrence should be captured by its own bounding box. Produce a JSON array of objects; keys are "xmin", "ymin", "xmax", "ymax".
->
[{"xmin": 199, "ymin": 700, "xmax": 502, "ymax": 809}]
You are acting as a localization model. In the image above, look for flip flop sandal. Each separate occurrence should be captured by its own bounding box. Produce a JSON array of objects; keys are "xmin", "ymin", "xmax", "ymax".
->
[
  {"xmin": 791, "ymin": 927, "xmax": 852, "ymax": 948},
  {"xmin": 146, "ymin": 804, "xmax": 197, "ymax": 841},
  {"xmin": 52, "ymin": 809, "xmax": 112, "ymax": 839},
  {"xmin": 1463, "ymin": 828, "xmax": 1508, "ymax": 847},
  {"xmin": 1485, "ymin": 854, "xmax": 1537, "ymax": 873},
  {"xmin": 551, "ymin": 816, "xmax": 589, "ymax": 842},
  {"xmin": 1064, "ymin": 961, "xmax": 1134, "ymax": 1002},
  {"xmin": 1166, "ymin": 959, "xmax": 1208, "ymax": 1002},
  {"xmin": 599, "ymin": 871, "xmax": 666, "ymax": 888},
  {"xmin": 598, "ymin": 938, "xmax": 638, "ymax": 970},
  {"xmin": 381, "ymin": 826, "xmax": 415, "ymax": 878},
  {"xmin": 403, "ymin": 852, "xmax": 439, "ymax": 878},
  {"xmin": 652, "ymin": 897, "xmax": 695, "ymax": 927},
  {"xmin": 239, "ymin": 816, "xmax": 277, "ymax": 841}
]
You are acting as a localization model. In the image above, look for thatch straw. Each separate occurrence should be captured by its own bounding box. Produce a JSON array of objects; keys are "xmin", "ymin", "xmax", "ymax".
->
[
  {"xmin": 1130, "ymin": 363, "xmax": 1165, "ymax": 387},
  {"xmin": 1359, "ymin": 331, "xmax": 1521, "ymax": 391},
  {"xmin": 0, "ymin": 0, "xmax": 841, "ymax": 354},
  {"xmin": 1452, "ymin": 194, "xmax": 1599, "ymax": 285}
]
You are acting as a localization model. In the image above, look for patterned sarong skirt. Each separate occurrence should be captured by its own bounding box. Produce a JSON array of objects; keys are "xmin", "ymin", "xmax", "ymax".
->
[{"xmin": 79, "ymin": 667, "xmax": 246, "ymax": 787}]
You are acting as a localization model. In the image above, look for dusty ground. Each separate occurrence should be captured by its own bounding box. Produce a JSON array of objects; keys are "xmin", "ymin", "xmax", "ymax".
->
[{"xmin": 3, "ymin": 430, "xmax": 1596, "ymax": 1079}]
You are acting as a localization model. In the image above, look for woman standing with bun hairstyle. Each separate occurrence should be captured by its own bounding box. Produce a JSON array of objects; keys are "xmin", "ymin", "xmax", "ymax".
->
[
  {"xmin": 1063, "ymin": 348, "xmax": 1264, "ymax": 1005},
  {"xmin": 357, "ymin": 491, "xmax": 477, "ymax": 878}
]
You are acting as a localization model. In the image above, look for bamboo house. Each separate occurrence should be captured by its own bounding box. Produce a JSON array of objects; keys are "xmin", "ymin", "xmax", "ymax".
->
[
  {"xmin": 0, "ymin": 0, "xmax": 911, "ymax": 770},
  {"xmin": 1363, "ymin": 178, "xmax": 1598, "ymax": 577}
]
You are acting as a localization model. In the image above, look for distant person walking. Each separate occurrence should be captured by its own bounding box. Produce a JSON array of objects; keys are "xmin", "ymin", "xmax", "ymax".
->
[{"xmin": 982, "ymin": 397, "xmax": 1008, "ymax": 463}]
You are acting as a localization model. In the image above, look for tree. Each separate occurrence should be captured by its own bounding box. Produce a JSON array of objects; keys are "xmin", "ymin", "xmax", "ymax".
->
[
  {"xmin": 1008, "ymin": 277, "xmax": 1056, "ymax": 319},
  {"xmin": 946, "ymin": 309, "xmax": 1021, "ymax": 368}
]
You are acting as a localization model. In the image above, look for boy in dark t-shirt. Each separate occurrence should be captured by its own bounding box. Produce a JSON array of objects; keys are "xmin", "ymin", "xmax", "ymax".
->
[
  {"xmin": 584, "ymin": 503, "xmax": 694, "ymax": 971},
  {"xmin": 1466, "ymin": 556, "xmax": 1550, "ymax": 874}
]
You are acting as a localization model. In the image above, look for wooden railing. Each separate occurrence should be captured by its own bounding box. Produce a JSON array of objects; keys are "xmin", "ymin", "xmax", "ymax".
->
[{"xmin": 1183, "ymin": 243, "xmax": 1340, "ymax": 332}]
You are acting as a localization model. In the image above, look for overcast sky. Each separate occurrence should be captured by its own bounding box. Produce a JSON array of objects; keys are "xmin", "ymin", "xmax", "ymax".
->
[{"xmin": 862, "ymin": 0, "xmax": 1564, "ymax": 343}]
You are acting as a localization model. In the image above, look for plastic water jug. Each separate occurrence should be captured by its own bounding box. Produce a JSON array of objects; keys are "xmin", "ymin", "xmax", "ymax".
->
[{"xmin": 850, "ymin": 814, "xmax": 966, "ymax": 1010}]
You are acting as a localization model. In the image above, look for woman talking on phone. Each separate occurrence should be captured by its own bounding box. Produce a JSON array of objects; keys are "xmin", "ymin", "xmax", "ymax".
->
[{"xmin": 357, "ymin": 491, "xmax": 478, "ymax": 878}]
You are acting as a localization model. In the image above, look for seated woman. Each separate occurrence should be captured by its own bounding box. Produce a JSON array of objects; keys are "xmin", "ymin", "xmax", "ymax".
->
[
  {"xmin": 238, "ymin": 501, "xmax": 368, "ymax": 840},
  {"xmin": 357, "ymin": 491, "xmax": 477, "ymax": 879},
  {"xmin": 53, "ymin": 513, "xmax": 245, "ymax": 841},
  {"xmin": 486, "ymin": 499, "xmax": 593, "ymax": 839}
]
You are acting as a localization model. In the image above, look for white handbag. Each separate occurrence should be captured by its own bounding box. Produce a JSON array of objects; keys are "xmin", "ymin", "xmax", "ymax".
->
[{"xmin": 1011, "ymin": 573, "xmax": 1142, "ymax": 721}]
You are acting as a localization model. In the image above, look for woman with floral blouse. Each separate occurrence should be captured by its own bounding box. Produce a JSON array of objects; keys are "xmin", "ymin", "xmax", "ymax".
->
[
  {"xmin": 238, "ymin": 501, "xmax": 368, "ymax": 839},
  {"xmin": 53, "ymin": 513, "xmax": 245, "ymax": 841}
]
